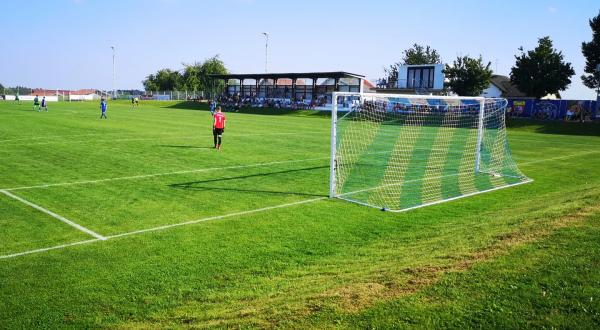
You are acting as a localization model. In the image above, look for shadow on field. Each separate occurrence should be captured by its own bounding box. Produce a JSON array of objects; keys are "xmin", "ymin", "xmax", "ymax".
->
[
  {"xmin": 169, "ymin": 165, "xmax": 328, "ymax": 197},
  {"xmin": 508, "ymin": 118, "xmax": 600, "ymax": 137},
  {"xmin": 163, "ymin": 101, "xmax": 331, "ymax": 118}
]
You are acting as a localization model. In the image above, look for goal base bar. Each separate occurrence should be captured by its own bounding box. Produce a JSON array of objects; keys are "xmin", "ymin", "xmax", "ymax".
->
[{"xmin": 334, "ymin": 179, "xmax": 533, "ymax": 213}]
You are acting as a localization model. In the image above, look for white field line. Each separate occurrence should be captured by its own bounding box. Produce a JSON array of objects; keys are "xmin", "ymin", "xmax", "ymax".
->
[
  {"xmin": 0, "ymin": 239, "xmax": 101, "ymax": 260},
  {"xmin": 106, "ymin": 197, "xmax": 326, "ymax": 239},
  {"xmin": 0, "ymin": 197, "xmax": 325, "ymax": 260},
  {"xmin": 0, "ymin": 131, "xmax": 321, "ymax": 147},
  {"xmin": 518, "ymin": 150, "xmax": 600, "ymax": 166},
  {"xmin": 0, "ymin": 133, "xmax": 112, "ymax": 143},
  {"xmin": 0, "ymin": 190, "xmax": 107, "ymax": 240},
  {"xmin": 510, "ymin": 136, "xmax": 600, "ymax": 147},
  {"xmin": 4, "ymin": 148, "xmax": 594, "ymax": 192},
  {"xmin": 3, "ymin": 157, "xmax": 330, "ymax": 191}
]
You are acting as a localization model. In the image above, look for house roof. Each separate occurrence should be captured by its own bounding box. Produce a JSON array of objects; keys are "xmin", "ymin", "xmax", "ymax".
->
[
  {"xmin": 71, "ymin": 89, "xmax": 98, "ymax": 95},
  {"xmin": 490, "ymin": 75, "xmax": 526, "ymax": 98}
]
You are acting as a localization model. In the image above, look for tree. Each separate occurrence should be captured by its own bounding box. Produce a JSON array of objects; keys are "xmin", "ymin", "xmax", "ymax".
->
[
  {"xmin": 199, "ymin": 55, "xmax": 228, "ymax": 96},
  {"xmin": 581, "ymin": 11, "xmax": 600, "ymax": 93},
  {"xmin": 142, "ymin": 69, "xmax": 181, "ymax": 91},
  {"xmin": 510, "ymin": 36, "xmax": 575, "ymax": 99},
  {"xmin": 180, "ymin": 62, "xmax": 202, "ymax": 91},
  {"xmin": 402, "ymin": 44, "xmax": 442, "ymax": 65},
  {"xmin": 443, "ymin": 55, "xmax": 493, "ymax": 96},
  {"xmin": 384, "ymin": 44, "xmax": 441, "ymax": 86},
  {"xmin": 142, "ymin": 55, "xmax": 228, "ymax": 94}
]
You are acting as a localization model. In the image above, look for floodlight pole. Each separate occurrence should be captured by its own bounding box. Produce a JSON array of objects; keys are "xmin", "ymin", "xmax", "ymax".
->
[
  {"xmin": 111, "ymin": 46, "xmax": 116, "ymax": 99},
  {"xmin": 596, "ymin": 64, "xmax": 600, "ymax": 115},
  {"xmin": 262, "ymin": 32, "xmax": 269, "ymax": 73}
]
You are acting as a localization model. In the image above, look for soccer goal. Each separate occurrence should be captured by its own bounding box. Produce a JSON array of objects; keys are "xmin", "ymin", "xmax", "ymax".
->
[{"xmin": 329, "ymin": 92, "xmax": 532, "ymax": 212}]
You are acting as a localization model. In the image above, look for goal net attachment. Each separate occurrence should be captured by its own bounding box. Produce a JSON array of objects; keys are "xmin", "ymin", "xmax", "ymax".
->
[{"xmin": 329, "ymin": 92, "xmax": 532, "ymax": 212}]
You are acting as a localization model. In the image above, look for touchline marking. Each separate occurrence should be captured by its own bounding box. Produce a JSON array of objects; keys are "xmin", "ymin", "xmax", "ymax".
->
[
  {"xmin": 0, "ymin": 197, "xmax": 326, "ymax": 260},
  {"xmin": 3, "ymin": 157, "xmax": 329, "ymax": 191},
  {"xmin": 0, "ymin": 131, "xmax": 322, "ymax": 147},
  {"xmin": 0, "ymin": 190, "xmax": 107, "ymax": 240},
  {"xmin": 518, "ymin": 150, "xmax": 600, "ymax": 165}
]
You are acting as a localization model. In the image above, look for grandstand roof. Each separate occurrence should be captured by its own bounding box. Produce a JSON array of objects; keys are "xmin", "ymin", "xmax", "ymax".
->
[{"xmin": 210, "ymin": 71, "xmax": 365, "ymax": 80}]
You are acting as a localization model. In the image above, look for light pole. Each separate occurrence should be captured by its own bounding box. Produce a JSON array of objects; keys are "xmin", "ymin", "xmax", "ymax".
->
[
  {"xmin": 596, "ymin": 64, "xmax": 600, "ymax": 116},
  {"xmin": 111, "ymin": 46, "xmax": 116, "ymax": 99},
  {"xmin": 262, "ymin": 32, "xmax": 269, "ymax": 73}
]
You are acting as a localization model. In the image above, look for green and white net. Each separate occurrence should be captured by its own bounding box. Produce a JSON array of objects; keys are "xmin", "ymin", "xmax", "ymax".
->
[{"xmin": 331, "ymin": 93, "xmax": 531, "ymax": 211}]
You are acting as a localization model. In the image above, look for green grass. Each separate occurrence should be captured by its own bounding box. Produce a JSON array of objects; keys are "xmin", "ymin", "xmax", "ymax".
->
[{"xmin": 0, "ymin": 100, "xmax": 599, "ymax": 328}]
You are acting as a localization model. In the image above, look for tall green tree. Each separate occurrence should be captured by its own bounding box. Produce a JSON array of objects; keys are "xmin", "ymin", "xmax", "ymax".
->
[
  {"xmin": 199, "ymin": 55, "xmax": 228, "ymax": 96},
  {"xmin": 142, "ymin": 69, "xmax": 181, "ymax": 91},
  {"xmin": 510, "ymin": 36, "xmax": 575, "ymax": 99},
  {"xmin": 180, "ymin": 62, "xmax": 202, "ymax": 91},
  {"xmin": 385, "ymin": 44, "xmax": 441, "ymax": 85},
  {"xmin": 443, "ymin": 55, "xmax": 493, "ymax": 96},
  {"xmin": 581, "ymin": 11, "xmax": 600, "ymax": 93},
  {"xmin": 142, "ymin": 55, "xmax": 228, "ymax": 93}
]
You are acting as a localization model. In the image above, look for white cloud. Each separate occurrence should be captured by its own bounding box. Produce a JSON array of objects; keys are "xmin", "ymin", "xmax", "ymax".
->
[{"xmin": 547, "ymin": 6, "xmax": 558, "ymax": 13}]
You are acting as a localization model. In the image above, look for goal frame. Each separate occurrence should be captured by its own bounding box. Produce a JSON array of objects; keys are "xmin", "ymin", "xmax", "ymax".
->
[{"xmin": 329, "ymin": 91, "xmax": 532, "ymax": 212}]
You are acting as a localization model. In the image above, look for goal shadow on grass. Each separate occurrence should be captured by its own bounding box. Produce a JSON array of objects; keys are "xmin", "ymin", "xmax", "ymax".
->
[{"xmin": 169, "ymin": 165, "xmax": 328, "ymax": 198}]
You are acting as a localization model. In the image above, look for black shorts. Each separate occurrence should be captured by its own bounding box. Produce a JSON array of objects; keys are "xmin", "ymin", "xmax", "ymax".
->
[{"xmin": 213, "ymin": 128, "xmax": 224, "ymax": 135}]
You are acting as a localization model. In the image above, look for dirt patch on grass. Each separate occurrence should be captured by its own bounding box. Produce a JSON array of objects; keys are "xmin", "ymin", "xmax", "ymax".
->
[{"xmin": 320, "ymin": 202, "xmax": 598, "ymax": 313}]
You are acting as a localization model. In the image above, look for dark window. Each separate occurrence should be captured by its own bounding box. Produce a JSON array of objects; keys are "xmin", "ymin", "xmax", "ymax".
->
[{"xmin": 407, "ymin": 66, "xmax": 435, "ymax": 89}]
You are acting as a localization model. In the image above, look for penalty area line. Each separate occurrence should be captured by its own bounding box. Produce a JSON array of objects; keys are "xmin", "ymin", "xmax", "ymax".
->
[
  {"xmin": 106, "ymin": 197, "xmax": 327, "ymax": 239},
  {"xmin": 3, "ymin": 157, "xmax": 329, "ymax": 191},
  {"xmin": 0, "ymin": 197, "xmax": 326, "ymax": 260},
  {"xmin": 0, "ymin": 190, "xmax": 107, "ymax": 240}
]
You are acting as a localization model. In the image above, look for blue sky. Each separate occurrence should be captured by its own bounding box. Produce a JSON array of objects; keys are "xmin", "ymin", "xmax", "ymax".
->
[{"xmin": 1, "ymin": 0, "xmax": 599, "ymax": 99}]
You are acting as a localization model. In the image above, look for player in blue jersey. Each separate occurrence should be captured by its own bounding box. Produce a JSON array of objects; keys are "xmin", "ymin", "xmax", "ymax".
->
[
  {"xmin": 100, "ymin": 98, "xmax": 108, "ymax": 119},
  {"xmin": 40, "ymin": 96, "xmax": 48, "ymax": 112},
  {"xmin": 209, "ymin": 100, "xmax": 217, "ymax": 115}
]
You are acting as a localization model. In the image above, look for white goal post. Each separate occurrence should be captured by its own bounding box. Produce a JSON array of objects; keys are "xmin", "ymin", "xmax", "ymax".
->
[{"xmin": 329, "ymin": 92, "xmax": 532, "ymax": 212}]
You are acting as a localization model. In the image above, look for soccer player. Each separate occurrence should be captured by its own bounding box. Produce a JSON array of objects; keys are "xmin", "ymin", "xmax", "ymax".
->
[
  {"xmin": 131, "ymin": 96, "xmax": 135, "ymax": 109},
  {"xmin": 15, "ymin": 93, "xmax": 20, "ymax": 104},
  {"xmin": 33, "ymin": 95, "xmax": 40, "ymax": 111},
  {"xmin": 100, "ymin": 98, "xmax": 108, "ymax": 119},
  {"xmin": 213, "ymin": 106, "xmax": 226, "ymax": 150},
  {"xmin": 40, "ymin": 96, "xmax": 48, "ymax": 112},
  {"xmin": 209, "ymin": 100, "xmax": 217, "ymax": 115}
]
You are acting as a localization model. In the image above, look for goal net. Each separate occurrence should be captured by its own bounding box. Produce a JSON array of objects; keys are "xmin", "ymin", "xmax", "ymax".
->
[{"xmin": 330, "ymin": 92, "xmax": 532, "ymax": 212}]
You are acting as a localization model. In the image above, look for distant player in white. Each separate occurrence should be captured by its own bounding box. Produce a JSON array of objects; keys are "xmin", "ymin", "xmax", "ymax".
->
[{"xmin": 33, "ymin": 95, "xmax": 40, "ymax": 111}]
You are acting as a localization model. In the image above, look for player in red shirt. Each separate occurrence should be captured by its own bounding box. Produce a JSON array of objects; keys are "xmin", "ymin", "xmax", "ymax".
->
[{"xmin": 213, "ymin": 106, "xmax": 226, "ymax": 150}]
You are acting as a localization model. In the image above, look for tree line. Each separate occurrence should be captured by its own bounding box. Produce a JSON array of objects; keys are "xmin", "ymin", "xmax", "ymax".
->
[
  {"xmin": 383, "ymin": 11, "xmax": 600, "ymax": 98},
  {"xmin": 142, "ymin": 55, "xmax": 228, "ymax": 93}
]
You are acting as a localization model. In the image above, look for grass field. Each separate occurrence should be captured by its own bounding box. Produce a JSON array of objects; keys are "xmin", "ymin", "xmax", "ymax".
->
[{"xmin": 1, "ymin": 100, "xmax": 599, "ymax": 328}]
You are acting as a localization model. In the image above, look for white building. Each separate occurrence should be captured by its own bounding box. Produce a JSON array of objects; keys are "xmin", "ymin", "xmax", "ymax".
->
[
  {"xmin": 375, "ymin": 63, "xmax": 445, "ymax": 94},
  {"xmin": 481, "ymin": 75, "xmax": 526, "ymax": 98}
]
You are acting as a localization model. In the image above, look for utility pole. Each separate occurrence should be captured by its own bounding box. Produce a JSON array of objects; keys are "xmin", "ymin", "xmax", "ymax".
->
[
  {"xmin": 111, "ymin": 46, "xmax": 116, "ymax": 99},
  {"xmin": 262, "ymin": 32, "xmax": 269, "ymax": 73}
]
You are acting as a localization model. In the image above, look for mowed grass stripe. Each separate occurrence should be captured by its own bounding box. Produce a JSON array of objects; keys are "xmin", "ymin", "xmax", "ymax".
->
[
  {"xmin": 398, "ymin": 125, "xmax": 440, "ymax": 209},
  {"xmin": 375, "ymin": 113, "xmax": 425, "ymax": 209},
  {"xmin": 421, "ymin": 113, "xmax": 459, "ymax": 204}
]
